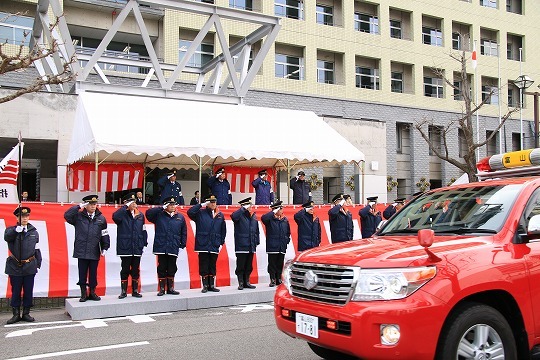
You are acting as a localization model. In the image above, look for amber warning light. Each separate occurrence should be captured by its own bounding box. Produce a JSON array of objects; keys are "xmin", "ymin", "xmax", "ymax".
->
[{"xmin": 477, "ymin": 149, "xmax": 539, "ymax": 172}]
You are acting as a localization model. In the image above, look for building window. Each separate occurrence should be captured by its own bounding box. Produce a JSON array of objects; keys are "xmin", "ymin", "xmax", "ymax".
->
[
  {"xmin": 481, "ymin": 39, "xmax": 498, "ymax": 56},
  {"xmin": 275, "ymin": 0, "xmax": 303, "ymax": 20},
  {"xmin": 389, "ymin": 19, "xmax": 402, "ymax": 39},
  {"xmin": 452, "ymin": 32, "xmax": 461, "ymax": 50},
  {"xmin": 428, "ymin": 126, "xmax": 442, "ymax": 156},
  {"xmin": 481, "ymin": 0, "xmax": 497, "ymax": 8},
  {"xmin": 0, "ymin": 12, "xmax": 33, "ymax": 45},
  {"xmin": 508, "ymin": 87, "xmax": 519, "ymax": 107},
  {"xmin": 391, "ymin": 72, "xmax": 403, "ymax": 93},
  {"xmin": 317, "ymin": 60, "xmax": 334, "ymax": 84},
  {"xmin": 354, "ymin": 13, "xmax": 379, "ymax": 34},
  {"xmin": 511, "ymin": 133, "xmax": 521, "ymax": 151},
  {"xmin": 486, "ymin": 130, "xmax": 497, "ymax": 156},
  {"xmin": 355, "ymin": 66, "xmax": 379, "ymax": 90},
  {"xmin": 454, "ymin": 80, "xmax": 463, "ymax": 101},
  {"xmin": 179, "ymin": 40, "xmax": 214, "ymax": 68},
  {"xmin": 482, "ymin": 85, "xmax": 499, "ymax": 105},
  {"xmin": 424, "ymin": 76, "xmax": 443, "ymax": 98},
  {"xmin": 230, "ymin": 0, "xmax": 252, "ymax": 10},
  {"xmin": 275, "ymin": 53, "xmax": 303, "ymax": 80},
  {"xmin": 458, "ymin": 129, "xmax": 467, "ymax": 157},
  {"xmin": 422, "ymin": 26, "xmax": 443, "ymax": 47},
  {"xmin": 316, "ymin": 4, "xmax": 333, "ymax": 26}
]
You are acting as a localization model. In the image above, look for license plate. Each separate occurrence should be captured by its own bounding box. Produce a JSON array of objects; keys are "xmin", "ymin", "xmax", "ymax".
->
[{"xmin": 296, "ymin": 313, "xmax": 319, "ymax": 338}]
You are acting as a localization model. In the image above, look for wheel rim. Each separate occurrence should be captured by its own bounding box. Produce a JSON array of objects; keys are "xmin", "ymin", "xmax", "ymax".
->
[{"xmin": 456, "ymin": 323, "xmax": 505, "ymax": 360}]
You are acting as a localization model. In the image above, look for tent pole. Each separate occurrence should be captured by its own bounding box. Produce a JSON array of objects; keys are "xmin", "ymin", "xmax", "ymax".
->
[
  {"xmin": 287, "ymin": 159, "xmax": 290, "ymax": 204},
  {"xmin": 198, "ymin": 156, "xmax": 202, "ymax": 203},
  {"xmin": 95, "ymin": 153, "xmax": 99, "ymax": 194},
  {"xmin": 361, "ymin": 160, "xmax": 365, "ymax": 205}
]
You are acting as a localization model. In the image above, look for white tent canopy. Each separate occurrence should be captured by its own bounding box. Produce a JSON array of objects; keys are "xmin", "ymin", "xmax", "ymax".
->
[{"xmin": 68, "ymin": 91, "xmax": 365, "ymax": 169}]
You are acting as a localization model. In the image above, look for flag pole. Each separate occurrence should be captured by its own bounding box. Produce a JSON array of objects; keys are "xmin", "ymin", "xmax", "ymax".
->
[
  {"xmin": 474, "ymin": 40, "xmax": 480, "ymax": 160},
  {"xmin": 498, "ymin": 44, "xmax": 503, "ymax": 153},
  {"xmin": 17, "ymin": 132, "xmax": 23, "ymax": 219}
]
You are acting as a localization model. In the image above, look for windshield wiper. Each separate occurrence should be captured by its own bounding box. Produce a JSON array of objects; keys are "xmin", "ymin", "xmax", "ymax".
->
[
  {"xmin": 433, "ymin": 227, "xmax": 497, "ymax": 235},
  {"xmin": 380, "ymin": 228, "xmax": 421, "ymax": 235}
]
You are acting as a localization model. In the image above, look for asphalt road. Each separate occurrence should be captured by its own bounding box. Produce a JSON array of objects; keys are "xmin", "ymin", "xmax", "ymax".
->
[{"xmin": 0, "ymin": 303, "xmax": 324, "ymax": 360}]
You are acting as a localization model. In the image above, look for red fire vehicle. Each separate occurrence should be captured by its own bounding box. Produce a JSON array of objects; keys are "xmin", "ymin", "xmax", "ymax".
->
[{"xmin": 274, "ymin": 149, "xmax": 540, "ymax": 360}]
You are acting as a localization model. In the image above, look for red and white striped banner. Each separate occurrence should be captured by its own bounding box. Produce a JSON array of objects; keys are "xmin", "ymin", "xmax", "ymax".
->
[
  {"xmin": 0, "ymin": 142, "xmax": 23, "ymax": 204},
  {"xmin": 67, "ymin": 162, "xmax": 144, "ymax": 192},
  {"xmin": 0, "ymin": 202, "xmax": 385, "ymax": 298},
  {"xmin": 216, "ymin": 166, "xmax": 275, "ymax": 193}
]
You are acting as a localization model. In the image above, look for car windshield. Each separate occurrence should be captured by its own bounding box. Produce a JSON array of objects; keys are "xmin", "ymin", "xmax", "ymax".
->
[{"xmin": 379, "ymin": 184, "xmax": 525, "ymax": 235}]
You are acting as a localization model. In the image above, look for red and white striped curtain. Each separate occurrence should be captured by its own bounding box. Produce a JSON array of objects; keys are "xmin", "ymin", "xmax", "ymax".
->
[
  {"xmin": 67, "ymin": 162, "xmax": 144, "ymax": 192},
  {"xmin": 215, "ymin": 166, "xmax": 276, "ymax": 193}
]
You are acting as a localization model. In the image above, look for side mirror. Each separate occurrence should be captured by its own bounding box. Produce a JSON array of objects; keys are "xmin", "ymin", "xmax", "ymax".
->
[{"xmin": 528, "ymin": 214, "xmax": 540, "ymax": 234}]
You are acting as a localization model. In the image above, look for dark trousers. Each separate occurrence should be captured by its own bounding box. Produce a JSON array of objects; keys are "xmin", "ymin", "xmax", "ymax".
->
[
  {"xmin": 120, "ymin": 256, "xmax": 141, "ymax": 280},
  {"xmin": 235, "ymin": 253, "xmax": 254, "ymax": 279},
  {"xmin": 9, "ymin": 274, "xmax": 35, "ymax": 307},
  {"xmin": 157, "ymin": 254, "xmax": 177, "ymax": 278},
  {"xmin": 267, "ymin": 253, "xmax": 285, "ymax": 278},
  {"xmin": 198, "ymin": 252, "xmax": 218, "ymax": 276},
  {"xmin": 77, "ymin": 258, "xmax": 99, "ymax": 288}
]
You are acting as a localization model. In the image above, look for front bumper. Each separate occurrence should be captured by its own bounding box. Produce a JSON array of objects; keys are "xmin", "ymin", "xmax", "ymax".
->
[{"xmin": 274, "ymin": 285, "xmax": 448, "ymax": 360}]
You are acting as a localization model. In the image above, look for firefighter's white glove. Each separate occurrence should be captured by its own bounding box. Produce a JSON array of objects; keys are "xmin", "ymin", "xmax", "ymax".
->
[{"xmin": 15, "ymin": 226, "xmax": 24, "ymax": 233}]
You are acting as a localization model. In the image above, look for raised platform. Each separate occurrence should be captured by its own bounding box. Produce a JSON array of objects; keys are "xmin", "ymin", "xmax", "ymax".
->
[{"xmin": 65, "ymin": 285, "xmax": 277, "ymax": 320}]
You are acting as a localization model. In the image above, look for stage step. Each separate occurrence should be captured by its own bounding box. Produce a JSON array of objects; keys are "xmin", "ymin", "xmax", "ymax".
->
[{"xmin": 65, "ymin": 285, "xmax": 276, "ymax": 320}]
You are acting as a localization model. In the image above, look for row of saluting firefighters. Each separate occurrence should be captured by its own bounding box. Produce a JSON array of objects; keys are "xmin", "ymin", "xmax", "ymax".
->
[{"xmin": 3, "ymin": 188, "xmax": 408, "ymax": 324}]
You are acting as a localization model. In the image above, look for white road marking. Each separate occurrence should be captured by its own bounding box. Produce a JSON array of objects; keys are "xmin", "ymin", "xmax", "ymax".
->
[
  {"xmin": 6, "ymin": 324, "xmax": 82, "ymax": 338},
  {"xmin": 229, "ymin": 304, "xmax": 274, "ymax": 313},
  {"xmin": 5, "ymin": 341, "xmax": 150, "ymax": 360}
]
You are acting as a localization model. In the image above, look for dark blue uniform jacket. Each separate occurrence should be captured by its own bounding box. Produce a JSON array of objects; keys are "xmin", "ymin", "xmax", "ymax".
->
[
  {"xmin": 157, "ymin": 175, "xmax": 185, "ymax": 205},
  {"xmin": 252, "ymin": 177, "xmax": 274, "ymax": 205},
  {"xmin": 206, "ymin": 177, "xmax": 232, "ymax": 205},
  {"xmin": 294, "ymin": 209, "xmax": 321, "ymax": 251},
  {"xmin": 328, "ymin": 204, "xmax": 353, "ymax": 243},
  {"xmin": 4, "ymin": 224, "xmax": 42, "ymax": 276},
  {"xmin": 187, "ymin": 204, "xmax": 227, "ymax": 253},
  {"xmin": 64, "ymin": 206, "xmax": 110, "ymax": 260},
  {"xmin": 359, "ymin": 205, "xmax": 382, "ymax": 238},
  {"xmin": 112, "ymin": 206, "xmax": 148, "ymax": 256},
  {"xmin": 231, "ymin": 207, "xmax": 260, "ymax": 253},
  {"xmin": 261, "ymin": 211, "xmax": 290, "ymax": 253},
  {"xmin": 146, "ymin": 207, "xmax": 187, "ymax": 256},
  {"xmin": 289, "ymin": 178, "xmax": 311, "ymax": 205}
]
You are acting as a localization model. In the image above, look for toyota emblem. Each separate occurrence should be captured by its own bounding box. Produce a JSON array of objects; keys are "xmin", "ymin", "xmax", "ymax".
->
[{"xmin": 303, "ymin": 270, "xmax": 318, "ymax": 290}]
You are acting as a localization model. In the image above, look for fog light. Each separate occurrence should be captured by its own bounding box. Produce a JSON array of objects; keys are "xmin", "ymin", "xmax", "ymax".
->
[
  {"xmin": 380, "ymin": 324, "xmax": 400, "ymax": 345},
  {"xmin": 281, "ymin": 309, "xmax": 291, "ymax": 318},
  {"xmin": 326, "ymin": 320, "xmax": 337, "ymax": 330}
]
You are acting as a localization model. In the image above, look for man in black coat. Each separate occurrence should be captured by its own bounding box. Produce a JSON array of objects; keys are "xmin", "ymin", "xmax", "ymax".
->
[
  {"xmin": 289, "ymin": 170, "xmax": 311, "ymax": 205},
  {"xmin": 146, "ymin": 196, "xmax": 187, "ymax": 296},
  {"xmin": 4, "ymin": 206, "xmax": 42, "ymax": 324},
  {"xmin": 135, "ymin": 191, "xmax": 145, "ymax": 205},
  {"xmin": 112, "ymin": 193, "xmax": 148, "ymax": 299},
  {"xmin": 64, "ymin": 195, "xmax": 110, "ymax": 302},
  {"xmin": 328, "ymin": 193, "xmax": 353, "ymax": 243},
  {"xmin": 294, "ymin": 200, "xmax": 321, "ymax": 252},
  {"xmin": 190, "ymin": 190, "xmax": 200, "ymax": 205},
  {"xmin": 261, "ymin": 200, "xmax": 290, "ymax": 287},
  {"xmin": 230, "ymin": 197, "xmax": 259, "ymax": 290}
]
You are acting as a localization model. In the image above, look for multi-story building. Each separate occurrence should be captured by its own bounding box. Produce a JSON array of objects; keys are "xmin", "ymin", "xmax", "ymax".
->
[{"xmin": 0, "ymin": 0, "xmax": 538, "ymax": 203}]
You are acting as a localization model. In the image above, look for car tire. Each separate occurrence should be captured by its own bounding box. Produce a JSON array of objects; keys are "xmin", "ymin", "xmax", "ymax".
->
[
  {"xmin": 437, "ymin": 303, "xmax": 517, "ymax": 360},
  {"xmin": 307, "ymin": 343, "xmax": 357, "ymax": 360}
]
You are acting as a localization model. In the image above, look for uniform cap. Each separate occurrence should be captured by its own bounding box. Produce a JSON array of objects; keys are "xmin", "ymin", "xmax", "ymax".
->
[
  {"xmin": 394, "ymin": 197, "xmax": 406, "ymax": 203},
  {"xmin": 366, "ymin": 196, "xmax": 378, "ymax": 202},
  {"xmin": 216, "ymin": 167, "xmax": 225, "ymax": 174},
  {"xmin": 412, "ymin": 191, "xmax": 424, "ymax": 197},
  {"xmin": 205, "ymin": 195, "xmax": 218, "ymax": 203},
  {"xmin": 238, "ymin": 197, "xmax": 252, "ymax": 206},
  {"xmin": 297, "ymin": 171, "xmax": 305, "ymax": 176},
  {"xmin": 82, "ymin": 194, "xmax": 99, "ymax": 203},
  {"xmin": 123, "ymin": 192, "xmax": 137, "ymax": 203},
  {"xmin": 13, "ymin": 206, "xmax": 31, "ymax": 216},
  {"xmin": 258, "ymin": 169, "xmax": 267, "ymax": 176},
  {"xmin": 270, "ymin": 200, "xmax": 283, "ymax": 210},
  {"xmin": 167, "ymin": 171, "xmax": 176, "ymax": 179},
  {"xmin": 331, "ymin": 193, "xmax": 343, "ymax": 203},
  {"xmin": 302, "ymin": 201, "xmax": 314, "ymax": 208},
  {"xmin": 343, "ymin": 194, "xmax": 351, "ymax": 200},
  {"xmin": 162, "ymin": 196, "xmax": 177, "ymax": 205}
]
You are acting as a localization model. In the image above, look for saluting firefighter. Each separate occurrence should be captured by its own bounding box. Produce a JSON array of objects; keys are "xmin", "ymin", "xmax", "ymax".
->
[
  {"xmin": 328, "ymin": 193, "xmax": 353, "ymax": 243},
  {"xmin": 294, "ymin": 200, "xmax": 321, "ymax": 252},
  {"xmin": 207, "ymin": 167, "xmax": 232, "ymax": 205},
  {"xmin": 359, "ymin": 196, "xmax": 382, "ymax": 238},
  {"xmin": 188, "ymin": 194, "xmax": 227, "ymax": 293},
  {"xmin": 157, "ymin": 171, "xmax": 185, "ymax": 205},
  {"xmin": 112, "ymin": 192, "xmax": 148, "ymax": 299},
  {"xmin": 230, "ymin": 197, "xmax": 259, "ymax": 290},
  {"xmin": 261, "ymin": 200, "xmax": 291, "ymax": 287},
  {"xmin": 64, "ymin": 195, "xmax": 110, "ymax": 302},
  {"xmin": 146, "ymin": 196, "xmax": 187, "ymax": 296},
  {"xmin": 383, "ymin": 197, "xmax": 406, "ymax": 220},
  {"xmin": 4, "ymin": 206, "xmax": 42, "ymax": 324},
  {"xmin": 251, "ymin": 169, "xmax": 274, "ymax": 205}
]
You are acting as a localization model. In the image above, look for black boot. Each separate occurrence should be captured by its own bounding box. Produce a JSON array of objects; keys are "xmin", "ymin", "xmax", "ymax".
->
[
  {"xmin": 157, "ymin": 278, "xmax": 166, "ymax": 296},
  {"xmin": 276, "ymin": 273, "xmax": 282, "ymax": 285},
  {"xmin": 237, "ymin": 276, "xmax": 244, "ymax": 290},
  {"xmin": 201, "ymin": 276, "xmax": 208, "ymax": 293},
  {"xmin": 118, "ymin": 280, "xmax": 128, "ymax": 299},
  {"xmin": 79, "ymin": 285, "xmax": 87, "ymax": 302},
  {"xmin": 166, "ymin": 277, "xmax": 180, "ymax": 295},
  {"xmin": 244, "ymin": 275, "xmax": 256, "ymax": 289},
  {"xmin": 88, "ymin": 287, "xmax": 101, "ymax": 301},
  {"xmin": 208, "ymin": 276, "xmax": 220, "ymax": 292},
  {"xmin": 132, "ymin": 279, "xmax": 142, "ymax": 298},
  {"xmin": 6, "ymin": 307, "xmax": 21, "ymax": 324},
  {"xmin": 269, "ymin": 276, "xmax": 276, "ymax": 287},
  {"xmin": 21, "ymin": 307, "xmax": 35, "ymax": 322}
]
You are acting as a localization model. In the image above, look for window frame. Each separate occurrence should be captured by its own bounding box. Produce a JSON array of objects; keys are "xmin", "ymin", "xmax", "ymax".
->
[
  {"xmin": 354, "ymin": 12, "xmax": 379, "ymax": 34},
  {"xmin": 422, "ymin": 26, "xmax": 443, "ymax": 47},
  {"xmin": 391, "ymin": 71, "xmax": 403, "ymax": 93},
  {"xmin": 355, "ymin": 66, "xmax": 379, "ymax": 90},
  {"xmin": 179, "ymin": 39, "xmax": 215, "ymax": 68},
  {"xmin": 275, "ymin": 53, "xmax": 304, "ymax": 80},
  {"xmin": 0, "ymin": 12, "xmax": 34, "ymax": 46},
  {"xmin": 316, "ymin": 4, "xmax": 334, "ymax": 26},
  {"xmin": 424, "ymin": 76, "xmax": 444, "ymax": 98},
  {"xmin": 389, "ymin": 19, "xmax": 402, "ymax": 39},
  {"xmin": 275, "ymin": 0, "xmax": 304, "ymax": 20},
  {"xmin": 317, "ymin": 59, "xmax": 335, "ymax": 84},
  {"xmin": 480, "ymin": 38, "xmax": 498, "ymax": 56}
]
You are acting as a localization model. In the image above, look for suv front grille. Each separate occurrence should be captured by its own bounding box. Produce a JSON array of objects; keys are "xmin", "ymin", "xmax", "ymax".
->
[{"xmin": 290, "ymin": 262, "xmax": 357, "ymax": 305}]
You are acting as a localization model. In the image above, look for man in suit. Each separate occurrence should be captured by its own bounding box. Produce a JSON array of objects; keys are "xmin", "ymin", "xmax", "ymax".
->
[
  {"xmin": 135, "ymin": 191, "xmax": 145, "ymax": 205},
  {"xmin": 190, "ymin": 190, "xmax": 200, "ymax": 205}
]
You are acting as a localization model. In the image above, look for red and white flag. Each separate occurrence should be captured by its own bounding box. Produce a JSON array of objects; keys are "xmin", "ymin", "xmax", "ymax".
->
[
  {"xmin": 0, "ymin": 142, "xmax": 24, "ymax": 203},
  {"xmin": 472, "ymin": 41, "xmax": 477, "ymax": 69}
]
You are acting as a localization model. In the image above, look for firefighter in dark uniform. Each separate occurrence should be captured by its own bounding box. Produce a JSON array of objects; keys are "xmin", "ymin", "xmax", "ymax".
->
[
  {"xmin": 294, "ymin": 200, "xmax": 321, "ymax": 252},
  {"xmin": 64, "ymin": 195, "xmax": 110, "ymax": 302},
  {"xmin": 289, "ymin": 170, "xmax": 312, "ymax": 205},
  {"xmin": 328, "ymin": 193, "xmax": 353, "ymax": 243},
  {"xmin": 112, "ymin": 192, "xmax": 148, "ymax": 299},
  {"xmin": 231, "ymin": 197, "xmax": 259, "ymax": 290},
  {"xmin": 252, "ymin": 169, "xmax": 274, "ymax": 205},
  {"xmin": 359, "ymin": 196, "xmax": 383, "ymax": 238},
  {"xmin": 4, "ymin": 206, "xmax": 42, "ymax": 324},
  {"xmin": 383, "ymin": 197, "xmax": 406, "ymax": 220},
  {"xmin": 146, "ymin": 196, "xmax": 187, "ymax": 296},
  {"xmin": 157, "ymin": 171, "xmax": 185, "ymax": 205},
  {"xmin": 207, "ymin": 167, "xmax": 232, "ymax": 205},
  {"xmin": 261, "ymin": 200, "xmax": 290, "ymax": 287},
  {"xmin": 188, "ymin": 195, "xmax": 227, "ymax": 293}
]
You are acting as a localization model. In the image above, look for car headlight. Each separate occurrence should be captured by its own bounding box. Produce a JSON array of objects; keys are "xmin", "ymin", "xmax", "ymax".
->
[
  {"xmin": 283, "ymin": 259, "xmax": 294, "ymax": 294},
  {"xmin": 351, "ymin": 266, "xmax": 436, "ymax": 301}
]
